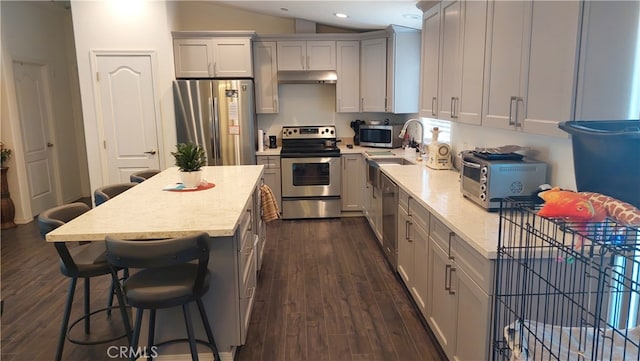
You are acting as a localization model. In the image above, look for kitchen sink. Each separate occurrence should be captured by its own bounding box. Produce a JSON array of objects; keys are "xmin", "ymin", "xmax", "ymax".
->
[{"xmin": 372, "ymin": 157, "xmax": 415, "ymax": 165}]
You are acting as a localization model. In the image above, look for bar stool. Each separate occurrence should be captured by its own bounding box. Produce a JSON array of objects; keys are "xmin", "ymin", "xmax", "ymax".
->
[
  {"xmin": 38, "ymin": 203, "xmax": 132, "ymax": 361},
  {"xmin": 105, "ymin": 232, "xmax": 220, "ymax": 361},
  {"xmin": 130, "ymin": 169, "xmax": 160, "ymax": 183},
  {"xmin": 94, "ymin": 182, "xmax": 137, "ymax": 206}
]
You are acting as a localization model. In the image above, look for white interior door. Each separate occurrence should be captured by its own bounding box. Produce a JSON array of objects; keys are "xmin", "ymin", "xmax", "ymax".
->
[
  {"xmin": 96, "ymin": 54, "xmax": 160, "ymax": 183},
  {"xmin": 13, "ymin": 61, "xmax": 58, "ymax": 216}
]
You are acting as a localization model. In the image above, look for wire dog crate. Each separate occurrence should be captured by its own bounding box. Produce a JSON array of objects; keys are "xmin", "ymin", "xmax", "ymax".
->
[{"xmin": 493, "ymin": 198, "xmax": 640, "ymax": 360}]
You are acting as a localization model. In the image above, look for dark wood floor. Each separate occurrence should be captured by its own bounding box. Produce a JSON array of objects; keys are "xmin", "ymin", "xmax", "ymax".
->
[
  {"xmin": 1, "ymin": 216, "xmax": 444, "ymax": 361},
  {"xmin": 236, "ymin": 218, "xmax": 444, "ymax": 361}
]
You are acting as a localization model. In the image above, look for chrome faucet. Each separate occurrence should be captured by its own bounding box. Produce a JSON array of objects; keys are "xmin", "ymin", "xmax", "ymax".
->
[{"xmin": 398, "ymin": 118, "xmax": 425, "ymax": 155}]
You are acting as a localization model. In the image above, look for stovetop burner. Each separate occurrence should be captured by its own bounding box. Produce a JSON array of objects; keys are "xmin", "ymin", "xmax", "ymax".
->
[{"xmin": 281, "ymin": 125, "xmax": 341, "ymax": 158}]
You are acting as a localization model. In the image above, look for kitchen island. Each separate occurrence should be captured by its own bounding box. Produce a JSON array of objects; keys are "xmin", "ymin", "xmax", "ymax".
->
[{"xmin": 47, "ymin": 166, "xmax": 265, "ymax": 361}]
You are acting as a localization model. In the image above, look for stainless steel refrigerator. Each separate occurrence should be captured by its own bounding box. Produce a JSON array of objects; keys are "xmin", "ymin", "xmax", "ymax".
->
[{"xmin": 173, "ymin": 79, "xmax": 256, "ymax": 165}]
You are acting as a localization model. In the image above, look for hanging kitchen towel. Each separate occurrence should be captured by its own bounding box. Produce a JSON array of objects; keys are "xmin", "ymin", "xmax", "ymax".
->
[{"xmin": 260, "ymin": 183, "xmax": 280, "ymax": 222}]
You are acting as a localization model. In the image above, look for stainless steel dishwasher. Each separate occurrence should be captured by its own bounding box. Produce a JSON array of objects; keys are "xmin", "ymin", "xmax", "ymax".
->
[{"xmin": 381, "ymin": 172, "xmax": 398, "ymax": 270}]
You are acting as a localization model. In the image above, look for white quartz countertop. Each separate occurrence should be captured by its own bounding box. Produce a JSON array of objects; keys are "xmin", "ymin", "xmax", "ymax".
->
[
  {"xmin": 380, "ymin": 164, "xmax": 501, "ymax": 259},
  {"xmin": 46, "ymin": 165, "xmax": 264, "ymax": 242},
  {"xmin": 255, "ymin": 144, "xmax": 499, "ymax": 257}
]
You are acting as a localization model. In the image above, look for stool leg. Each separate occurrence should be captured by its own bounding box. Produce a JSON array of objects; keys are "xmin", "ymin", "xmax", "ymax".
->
[
  {"xmin": 130, "ymin": 309, "xmax": 143, "ymax": 361},
  {"xmin": 182, "ymin": 303, "xmax": 199, "ymax": 361},
  {"xmin": 106, "ymin": 276, "xmax": 115, "ymax": 317},
  {"xmin": 148, "ymin": 309, "xmax": 156, "ymax": 360},
  {"xmin": 56, "ymin": 277, "xmax": 77, "ymax": 361},
  {"xmin": 111, "ymin": 270, "xmax": 132, "ymax": 343},
  {"xmin": 196, "ymin": 298, "xmax": 220, "ymax": 361},
  {"xmin": 83, "ymin": 277, "xmax": 90, "ymax": 334}
]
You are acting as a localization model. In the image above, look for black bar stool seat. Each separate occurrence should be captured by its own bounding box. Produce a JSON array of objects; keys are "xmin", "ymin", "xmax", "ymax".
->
[
  {"xmin": 106, "ymin": 232, "xmax": 220, "ymax": 361},
  {"xmin": 38, "ymin": 202, "xmax": 132, "ymax": 361}
]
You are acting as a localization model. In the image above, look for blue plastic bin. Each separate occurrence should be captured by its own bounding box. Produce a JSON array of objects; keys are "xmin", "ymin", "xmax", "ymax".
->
[{"xmin": 559, "ymin": 120, "xmax": 640, "ymax": 209}]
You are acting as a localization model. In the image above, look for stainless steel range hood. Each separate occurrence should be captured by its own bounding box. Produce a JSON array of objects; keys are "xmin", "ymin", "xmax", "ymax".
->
[{"xmin": 277, "ymin": 70, "xmax": 337, "ymax": 84}]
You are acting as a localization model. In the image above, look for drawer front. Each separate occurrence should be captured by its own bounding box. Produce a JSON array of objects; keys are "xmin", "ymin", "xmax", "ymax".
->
[
  {"xmin": 430, "ymin": 215, "xmax": 453, "ymax": 255},
  {"xmin": 237, "ymin": 206, "xmax": 253, "ymax": 251},
  {"xmin": 257, "ymin": 155, "xmax": 279, "ymax": 169},
  {"xmin": 239, "ymin": 229, "xmax": 255, "ymax": 284},
  {"xmin": 399, "ymin": 188, "xmax": 410, "ymax": 213},
  {"xmin": 239, "ymin": 246, "xmax": 257, "ymax": 344},
  {"xmin": 409, "ymin": 199, "xmax": 429, "ymax": 232},
  {"xmin": 453, "ymin": 236, "xmax": 494, "ymax": 294}
]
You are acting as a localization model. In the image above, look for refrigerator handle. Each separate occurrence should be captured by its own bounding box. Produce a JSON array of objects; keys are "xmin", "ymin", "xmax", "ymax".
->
[{"xmin": 212, "ymin": 96, "xmax": 222, "ymax": 165}]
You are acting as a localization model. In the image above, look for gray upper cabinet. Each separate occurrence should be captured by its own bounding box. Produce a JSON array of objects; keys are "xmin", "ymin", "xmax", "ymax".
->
[
  {"xmin": 482, "ymin": 0, "xmax": 580, "ymax": 137},
  {"xmin": 253, "ymin": 41, "xmax": 279, "ymax": 114},
  {"xmin": 386, "ymin": 25, "xmax": 421, "ymax": 114},
  {"xmin": 172, "ymin": 32, "xmax": 255, "ymax": 79},
  {"xmin": 276, "ymin": 40, "xmax": 336, "ymax": 71},
  {"xmin": 575, "ymin": 1, "xmax": 640, "ymax": 120},
  {"xmin": 360, "ymin": 37, "xmax": 388, "ymax": 112}
]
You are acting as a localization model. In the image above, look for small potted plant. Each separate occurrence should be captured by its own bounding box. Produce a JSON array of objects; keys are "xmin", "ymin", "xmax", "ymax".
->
[
  {"xmin": 1, "ymin": 142, "xmax": 11, "ymax": 168},
  {"xmin": 171, "ymin": 142, "xmax": 206, "ymax": 188}
]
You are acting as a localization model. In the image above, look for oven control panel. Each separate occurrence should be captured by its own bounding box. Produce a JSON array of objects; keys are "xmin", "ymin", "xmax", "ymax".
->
[{"xmin": 282, "ymin": 125, "xmax": 336, "ymax": 139}]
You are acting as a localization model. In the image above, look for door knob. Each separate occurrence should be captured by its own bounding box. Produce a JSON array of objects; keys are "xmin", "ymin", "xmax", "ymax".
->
[
  {"xmin": 144, "ymin": 150, "xmax": 156, "ymax": 155},
  {"xmin": 47, "ymin": 142, "xmax": 54, "ymax": 148}
]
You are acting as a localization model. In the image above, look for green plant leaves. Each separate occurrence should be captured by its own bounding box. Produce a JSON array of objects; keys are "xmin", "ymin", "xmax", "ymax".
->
[{"xmin": 171, "ymin": 142, "xmax": 206, "ymax": 171}]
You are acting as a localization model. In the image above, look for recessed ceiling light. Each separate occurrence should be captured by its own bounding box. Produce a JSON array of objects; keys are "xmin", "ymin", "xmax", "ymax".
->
[
  {"xmin": 334, "ymin": 12, "xmax": 348, "ymax": 19},
  {"xmin": 402, "ymin": 14, "xmax": 421, "ymax": 20},
  {"xmin": 280, "ymin": 7, "xmax": 288, "ymax": 12}
]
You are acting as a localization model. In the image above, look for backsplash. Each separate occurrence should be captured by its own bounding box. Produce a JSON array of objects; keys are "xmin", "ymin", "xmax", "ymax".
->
[{"xmin": 256, "ymin": 84, "xmax": 413, "ymax": 145}]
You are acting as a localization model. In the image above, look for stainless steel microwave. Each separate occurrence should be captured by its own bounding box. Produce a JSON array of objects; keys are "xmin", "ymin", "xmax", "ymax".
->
[{"xmin": 359, "ymin": 125, "xmax": 404, "ymax": 148}]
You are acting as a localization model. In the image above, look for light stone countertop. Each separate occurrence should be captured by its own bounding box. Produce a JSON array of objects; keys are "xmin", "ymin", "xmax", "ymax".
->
[
  {"xmin": 256, "ymin": 147, "xmax": 281, "ymax": 156},
  {"xmin": 46, "ymin": 165, "xmax": 264, "ymax": 242},
  {"xmin": 255, "ymin": 144, "xmax": 499, "ymax": 257},
  {"xmin": 380, "ymin": 164, "xmax": 501, "ymax": 259}
]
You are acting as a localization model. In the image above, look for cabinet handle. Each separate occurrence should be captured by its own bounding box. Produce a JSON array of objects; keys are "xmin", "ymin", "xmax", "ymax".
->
[
  {"xmin": 213, "ymin": 62, "xmax": 217, "ymax": 76},
  {"xmin": 448, "ymin": 231, "xmax": 455, "ymax": 260},
  {"xmin": 208, "ymin": 62, "xmax": 213, "ymax": 77},
  {"xmin": 514, "ymin": 97, "xmax": 523, "ymax": 128},
  {"xmin": 431, "ymin": 97, "xmax": 437, "ymax": 116},
  {"xmin": 301, "ymin": 55, "xmax": 305, "ymax": 70},
  {"xmin": 450, "ymin": 97, "xmax": 455, "ymax": 118},
  {"xmin": 508, "ymin": 96, "xmax": 517, "ymax": 126},
  {"xmin": 448, "ymin": 267, "xmax": 457, "ymax": 295},
  {"xmin": 247, "ymin": 209, "xmax": 252, "ymax": 231},
  {"xmin": 445, "ymin": 264, "xmax": 451, "ymax": 291},
  {"xmin": 361, "ymin": 98, "xmax": 364, "ymax": 111},
  {"xmin": 405, "ymin": 219, "xmax": 412, "ymax": 242},
  {"xmin": 454, "ymin": 97, "xmax": 459, "ymax": 118},
  {"xmin": 407, "ymin": 196, "xmax": 412, "ymax": 217},
  {"xmin": 307, "ymin": 55, "xmax": 310, "ymax": 70},
  {"xmin": 274, "ymin": 98, "xmax": 278, "ymax": 110}
]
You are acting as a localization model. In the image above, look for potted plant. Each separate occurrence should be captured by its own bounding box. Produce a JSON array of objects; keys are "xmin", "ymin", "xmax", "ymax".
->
[
  {"xmin": 1, "ymin": 142, "xmax": 11, "ymax": 168},
  {"xmin": 0, "ymin": 142, "xmax": 16, "ymax": 229},
  {"xmin": 171, "ymin": 142, "xmax": 206, "ymax": 188}
]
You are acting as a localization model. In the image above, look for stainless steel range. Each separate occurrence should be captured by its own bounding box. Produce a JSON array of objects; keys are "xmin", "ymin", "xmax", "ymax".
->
[{"xmin": 280, "ymin": 125, "xmax": 341, "ymax": 219}]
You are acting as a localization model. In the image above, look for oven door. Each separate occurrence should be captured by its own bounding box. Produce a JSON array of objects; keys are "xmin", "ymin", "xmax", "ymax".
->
[{"xmin": 281, "ymin": 157, "xmax": 341, "ymax": 197}]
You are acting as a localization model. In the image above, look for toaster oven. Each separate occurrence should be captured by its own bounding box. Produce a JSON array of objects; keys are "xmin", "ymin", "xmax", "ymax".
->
[{"xmin": 460, "ymin": 153, "xmax": 548, "ymax": 211}]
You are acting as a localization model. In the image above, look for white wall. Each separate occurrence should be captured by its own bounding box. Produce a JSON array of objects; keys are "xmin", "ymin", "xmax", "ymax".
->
[
  {"xmin": 1, "ymin": 1, "xmax": 88, "ymax": 222},
  {"xmin": 450, "ymin": 122, "xmax": 576, "ymax": 189},
  {"xmin": 71, "ymin": 0, "xmax": 176, "ymax": 192},
  {"xmin": 256, "ymin": 84, "xmax": 413, "ymax": 143}
]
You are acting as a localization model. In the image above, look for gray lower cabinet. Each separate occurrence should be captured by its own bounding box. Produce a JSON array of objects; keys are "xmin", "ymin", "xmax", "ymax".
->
[
  {"xmin": 341, "ymin": 154, "xmax": 364, "ymax": 211},
  {"xmin": 427, "ymin": 215, "xmax": 493, "ymax": 361},
  {"xmin": 394, "ymin": 182, "xmax": 493, "ymax": 361},
  {"xmin": 256, "ymin": 155, "xmax": 281, "ymax": 212},
  {"xmin": 397, "ymin": 188, "xmax": 430, "ymax": 318}
]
